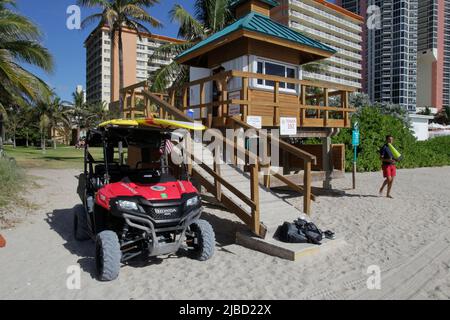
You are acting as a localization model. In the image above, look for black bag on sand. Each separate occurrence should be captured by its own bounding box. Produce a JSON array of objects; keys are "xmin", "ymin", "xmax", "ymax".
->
[
  {"xmin": 294, "ymin": 219, "xmax": 323, "ymax": 245},
  {"xmin": 277, "ymin": 221, "xmax": 309, "ymax": 243}
]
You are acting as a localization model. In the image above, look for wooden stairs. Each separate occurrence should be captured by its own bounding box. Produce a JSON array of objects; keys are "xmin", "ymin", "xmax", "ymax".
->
[
  {"xmin": 193, "ymin": 146, "xmax": 309, "ymax": 239},
  {"xmin": 121, "ymin": 87, "xmax": 317, "ymax": 239}
]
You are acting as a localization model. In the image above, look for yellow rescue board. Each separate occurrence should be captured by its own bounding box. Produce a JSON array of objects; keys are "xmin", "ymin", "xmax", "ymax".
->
[
  {"xmin": 99, "ymin": 118, "xmax": 206, "ymax": 131},
  {"xmin": 138, "ymin": 118, "xmax": 206, "ymax": 131},
  {"xmin": 99, "ymin": 119, "xmax": 139, "ymax": 127}
]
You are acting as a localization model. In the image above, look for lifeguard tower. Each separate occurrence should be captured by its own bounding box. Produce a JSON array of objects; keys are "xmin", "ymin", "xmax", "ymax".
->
[{"xmin": 118, "ymin": 0, "xmax": 356, "ymax": 257}]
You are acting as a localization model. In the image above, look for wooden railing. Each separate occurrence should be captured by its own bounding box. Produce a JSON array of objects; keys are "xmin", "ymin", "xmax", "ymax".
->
[
  {"xmin": 171, "ymin": 70, "xmax": 356, "ymax": 129},
  {"xmin": 229, "ymin": 117, "xmax": 316, "ymax": 214},
  {"xmin": 120, "ymin": 80, "xmax": 169, "ymax": 119},
  {"xmin": 141, "ymin": 90, "xmax": 266, "ymax": 238}
]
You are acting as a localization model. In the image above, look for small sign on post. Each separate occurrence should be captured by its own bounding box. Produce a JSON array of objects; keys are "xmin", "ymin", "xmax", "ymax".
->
[{"xmin": 352, "ymin": 122, "xmax": 359, "ymax": 189}]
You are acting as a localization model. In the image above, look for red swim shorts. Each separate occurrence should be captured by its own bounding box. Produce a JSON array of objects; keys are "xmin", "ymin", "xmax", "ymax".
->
[{"xmin": 382, "ymin": 164, "xmax": 396, "ymax": 178}]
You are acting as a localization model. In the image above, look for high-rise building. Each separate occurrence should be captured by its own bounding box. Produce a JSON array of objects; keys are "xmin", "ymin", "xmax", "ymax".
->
[
  {"xmin": 444, "ymin": 1, "xmax": 450, "ymax": 107},
  {"xmin": 271, "ymin": 0, "xmax": 364, "ymax": 90},
  {"xmin": 84, "ymin": 26, "xmax": 183, "ymax": 105},
  {"xmin": 339, "ymin": 0, "xmax": 419, "ymax": 111},
  {"xmin": 415, "ymin": 0, "xmax": 446, "ymax": 111}
]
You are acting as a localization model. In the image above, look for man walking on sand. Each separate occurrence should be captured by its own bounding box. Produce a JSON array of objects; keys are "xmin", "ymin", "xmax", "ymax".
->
[{"xmin": 379, "ymin": 135, "xmax": 396, "ymax": 198}]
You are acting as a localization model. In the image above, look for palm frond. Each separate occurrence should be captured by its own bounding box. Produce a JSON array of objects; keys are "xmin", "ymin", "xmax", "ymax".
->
[
  {"xmin": 122, "ymin": 4, "xmax": 162, "ymax": 28},
  {"xmin": 80, "ymin": 13, "xmax": 104, "ymax": 29},
  {"xmin": 76, "ymin": 0, "xmax": 109, "ymax": 8},
  {"xmin": 0, "ymin": 10, "xmax": 41, "ymax": 41},
  {"xmin": 150, "ymin": 41, "xmax": 192, "ymax": 61},
  {"xmin": 149, "ymin": 61, "xmax": 186, "ymax": 93},
  {"xmin": 170, "ymin": 4, "xmax": 204, "ymax": 40},
  {"xmin": 2, "ymin": 40, "xmax": 53, "ymax": 72},
  {"xmin": 204, "ymin": 0, "xmax": 232, "ymax": 32}
]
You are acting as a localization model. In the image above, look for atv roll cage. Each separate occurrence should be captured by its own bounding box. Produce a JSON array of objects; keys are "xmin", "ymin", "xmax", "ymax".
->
[{"xmin": 75, "ymin": 123, "xmax": 214, "ymax": 281}]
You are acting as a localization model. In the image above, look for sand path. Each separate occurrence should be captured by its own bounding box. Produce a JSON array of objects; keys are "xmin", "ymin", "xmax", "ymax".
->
[{"xmin": 1, "ymin": 167, "xmax": 449, "ymax": 299}]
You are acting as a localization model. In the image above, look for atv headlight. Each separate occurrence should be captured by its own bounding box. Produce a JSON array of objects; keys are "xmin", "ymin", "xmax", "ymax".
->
[
  {"xmin": 186, "ymin": 196, "xmax": 200, "ymax": 207},
  {"xmin": 117, "ymin": 200, "xmax": 139, "ymax": 211}
]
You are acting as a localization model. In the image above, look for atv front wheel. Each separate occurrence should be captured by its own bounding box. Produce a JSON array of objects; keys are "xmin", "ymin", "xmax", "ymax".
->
[
  {"xmin": 187, "ymin": 219, "xmax": 215, "ymax": 261},
  {"xmin": 73, "ymin": 204, "xmax": 90, "ymax": 241},
  {"xmin": 95, "ymin": 231, "xmax": 121, "ymax": 281}
]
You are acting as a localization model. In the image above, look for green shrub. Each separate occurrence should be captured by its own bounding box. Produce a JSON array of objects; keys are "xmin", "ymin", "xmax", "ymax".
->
[
  {"xmin": 0, "ymin": 158, "xmax": 25, "ymax": 208},
  {"xmin": 326, "ymin": 107, "xmax": 450, "ymax": 172}
]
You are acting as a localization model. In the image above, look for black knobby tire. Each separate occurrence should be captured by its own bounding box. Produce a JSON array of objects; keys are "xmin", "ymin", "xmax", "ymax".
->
[
  {"xmin": 95, "ymin": 230, "xmax": 121, "ymax": 281},
  {"xmin": 73, "ymin": 204, "xmax": 90, "ymax": 241},
  {"xmin": 188, "ymin": 219, "xmax": 215, "ymax": 261}
]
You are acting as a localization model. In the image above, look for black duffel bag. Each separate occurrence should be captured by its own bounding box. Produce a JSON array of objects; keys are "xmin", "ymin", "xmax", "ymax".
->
[
  {"xmin": 294, "ymin": 219, "xmax": 323, "ymax": 245},
  {"xmin": 277, "ymin": 221, "xmax": 309, "ymax": 243}
]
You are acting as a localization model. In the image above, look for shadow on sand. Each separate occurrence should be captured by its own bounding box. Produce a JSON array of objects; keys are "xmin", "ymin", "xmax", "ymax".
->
[
  {"xmin": 44, "ymin": 201, "xmax": 243, "ymax": 276},
  {"xmin": 270, "ymin": 186, "xmax": 380, "ymax": 200}
]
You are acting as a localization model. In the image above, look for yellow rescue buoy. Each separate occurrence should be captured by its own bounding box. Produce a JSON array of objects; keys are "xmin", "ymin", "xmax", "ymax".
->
[{"xmin": 388, "ymin": 143, "xmax": 402, "ymax": 160}]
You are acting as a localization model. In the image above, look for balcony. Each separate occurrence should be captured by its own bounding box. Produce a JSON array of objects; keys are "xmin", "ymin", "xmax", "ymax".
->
[{"xmin": 291, "ymin": 0, "xmax": 362, "ymax": 33}]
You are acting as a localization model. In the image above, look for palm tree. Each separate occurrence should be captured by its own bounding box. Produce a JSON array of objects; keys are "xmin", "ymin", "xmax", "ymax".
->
[
  {"xmin": 78, "ymin": 0, "xmax": 162, "ymax": 112},
  {"xmin": 0, "ymin": 0, "xmax": 53, "ymax": 108},
  {"xmin": 0, "ymin": 0, "xmax": 53, "ymax": 150},
  {"xmin": 47, "ymin": 96, "xmax": 71, "ymax": 149},
  {"xmin": 34, "ymin": 95, "xmax": 71, "ymax": 150},
  {"xmin": 149, "ymin": 0, "xmax": 233, "ymax": 92},
  {"xmin": 85, "ymin": 101, "xmax": 110, "ymax": 128},
  {"xmin": 71, "ymin": 89, "xmax": 87, "ymax": 142}
]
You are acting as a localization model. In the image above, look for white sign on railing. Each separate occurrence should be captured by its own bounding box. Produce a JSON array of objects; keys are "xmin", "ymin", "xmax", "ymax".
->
[
  {"xmin": 247, "ymin": 116, "xmax": 262, "ymax": 129},
  {"xmin": 280, "ymin": 117, "xmax": 297, "ymax": 136},
  {"xmin": 228, "ymin": 91, "xmax": 241, "ymax": 116}
]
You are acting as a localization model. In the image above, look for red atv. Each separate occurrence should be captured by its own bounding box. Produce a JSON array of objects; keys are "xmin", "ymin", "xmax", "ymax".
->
[{"xmin": 74, "ymin": 123, "xmax": 215, "ymax": 281}]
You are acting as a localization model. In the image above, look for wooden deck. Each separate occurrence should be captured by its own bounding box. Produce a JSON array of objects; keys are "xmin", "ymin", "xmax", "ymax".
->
[{"xmin": 119, "ymin": 70, "xmax": 356, "ymax": 130}]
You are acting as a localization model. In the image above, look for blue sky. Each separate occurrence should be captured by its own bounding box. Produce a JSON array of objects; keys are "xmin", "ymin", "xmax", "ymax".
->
[
  {"xmin": 16, "ymin": 0, "xmax": 195, "ymax": 102},
  {"xmin": 16, "ymin": 0, "xmax": 335, "ymax": 102}
]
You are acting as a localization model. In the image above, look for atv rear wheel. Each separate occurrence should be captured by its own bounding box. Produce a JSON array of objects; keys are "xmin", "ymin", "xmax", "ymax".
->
[
  {"xmin": 73, "ymin": 204, "xmax": 90, "ymax": 241},
  {"xmin": 95, "ymin": 231, "xmax": 121, "ymax": 281},
  {"xmin": 187, "ymin": 219, "xmax": 215, "ymax": 261}
]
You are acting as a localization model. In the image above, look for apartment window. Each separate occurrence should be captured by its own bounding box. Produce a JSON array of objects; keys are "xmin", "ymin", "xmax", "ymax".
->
[
  {"xmin": 254, "ymin": 58, "xmax": 297, "ymax": 92},
  {"xmin": 137, "ymin": 44, "xmax": 146, "ymax": 50},
  {"xmin": 104, "ymin": 58, "xmax": 110, "ymax": 62}
]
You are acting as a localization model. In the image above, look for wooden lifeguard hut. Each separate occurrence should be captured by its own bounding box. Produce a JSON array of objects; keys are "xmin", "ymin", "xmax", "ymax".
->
[
  {"xmin": 119, "ymin": 0, "xmax": 356, "ymax": 241},
  {"xmin": 175, "ymin": 0, "xmax": 355, "ymax": 186}
]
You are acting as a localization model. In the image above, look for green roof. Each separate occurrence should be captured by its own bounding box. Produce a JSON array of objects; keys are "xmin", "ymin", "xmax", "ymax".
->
[
  {"xmin": 176, "ymin": 12, "xmax": 336, "ymax": 61},
  {"xmin": 229, "ymin": 0, "xmax": 279, "ymax": 9}
]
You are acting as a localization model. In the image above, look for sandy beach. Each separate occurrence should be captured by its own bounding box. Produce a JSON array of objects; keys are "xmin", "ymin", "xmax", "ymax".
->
[{"xmin": 1, "ymin": 166, "xmax": 449, "ymax": 300}]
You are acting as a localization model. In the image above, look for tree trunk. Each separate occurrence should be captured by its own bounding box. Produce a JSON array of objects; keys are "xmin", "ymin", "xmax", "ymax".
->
[
  {"xmin": 0, "ymin": 112, "xmax": 4, "ymax": 150},
  {"xmin": 13, "ymin": 130, "xmax": 16, "ymax": 148},
  {"xmin": 52, "ymin": 127, "xmax": 56, "ymax": 149},
  {"xmin": 41, "ymin": 130, "xmax": 46, "ymax": 152},
  {"xmin": 26, "ymin": 132, "xmax": 29, "ymax": 148},
  {"xmin": 118, "ymin": 28, "xmax": 125, "ymax": 114}
]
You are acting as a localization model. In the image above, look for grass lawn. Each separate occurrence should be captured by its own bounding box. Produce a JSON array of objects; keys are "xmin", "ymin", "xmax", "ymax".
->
[{"xmin": 3, "ymin": 146, "xmax": 103, "ymax": 169}]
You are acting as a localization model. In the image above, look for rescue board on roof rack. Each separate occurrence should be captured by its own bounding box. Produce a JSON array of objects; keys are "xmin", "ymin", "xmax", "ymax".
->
[{"xmin": 99, "ymin": 118, "xmax": 206, "ymax": 131}]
